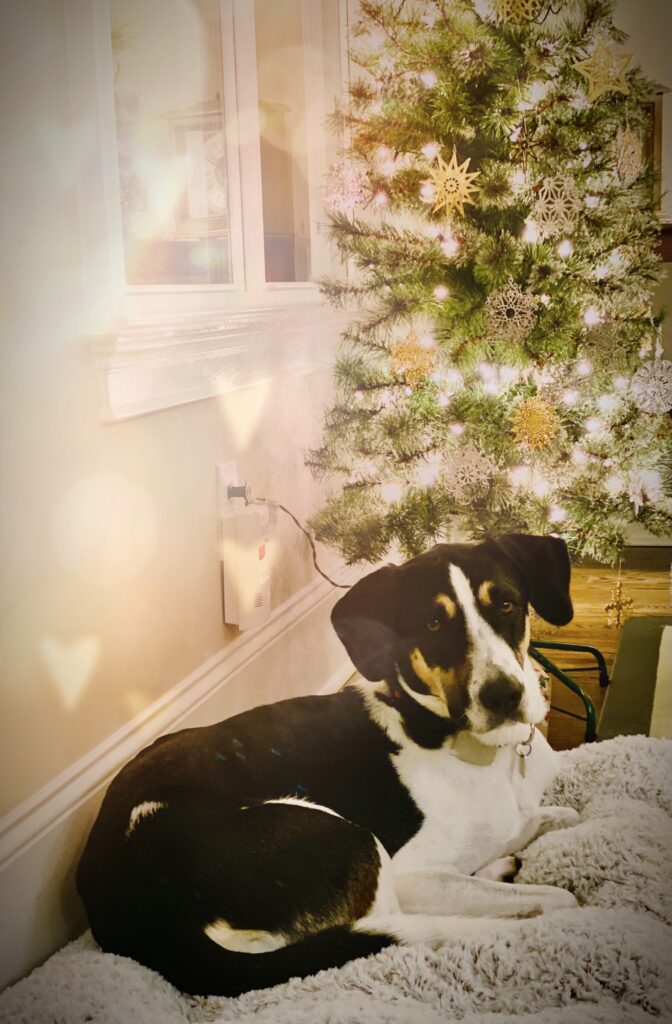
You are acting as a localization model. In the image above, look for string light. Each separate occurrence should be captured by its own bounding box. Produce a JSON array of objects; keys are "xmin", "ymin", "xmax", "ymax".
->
[
  {"xmin": 509, "ymin": 464, "xmax": 531, "ymax": 487},
  {"xmin": 557, "ymin": 239, "xmax": 573, "ymax": 258},
  {"xmin": 449, "ymin": 422, "xmax": 465, "ymax": 436},
  {"xmin": 576, "ymin": 359, "xmax": 592, "ymax": 377},
  {"xmin": 381, "ymin": 481, "xmax": 404, "ymax": 504},
  {"xmin": 420, "ymin": 70, "xmax": 438, "ymax": 88},
  {"xmin": 562, "ymin": 389, "xmax": 579, "ymax": 406},
  {"xmin": 531, "ymin": 475, "xmax": 551, "ymax": 498},
  {"xmin": 583, "ymin": 306, "xmax": 602, "ymax": 327},
  {"xmin": 522, "ymin": 219, "xmax": 540, "ymax": 243},
  {"xmin": 510, "ymin": 169, "xmax": 527, "ymax": 189},
  {"xmin": 585, "ymin": 416, "xmax": 603, "ymax": 433},
  {"xmin": 613, "ymin": 376, "xmax": 628, "ymax": 391},
  {"xmin": 434, "ymin": 284, "xmax": 450, "ymax": 300},
  {"xmin": 374, "ymin": 190, "xmax": 388, "ymax": 207},
  {"xmin": 605, "ymin": 474, "xmax": 622, "ymax": 496},
  {"xmin": 597, "ymin": 393, "xmax": 620, "ymax": 413},
  {"xmin": 441, "ymin": 235, "xmax": 461, "ymax": 257},
  {"xmin": 572, "ymin": 448, "xmax": 589, "ymax": 466},
  {"xmin": 437, "ymin": 391, "xmax": 450, "ymax": 408},
  {"xmin": 417, "ymin": 453, "xmax": 442, "ymax": 486},
  {"xmin": 422, "ymin": 141, "xmax": 440, "ymax": 160},
  {"xmin": 549, "ymin": 505, "xmax": 567, "ymax": 523}
]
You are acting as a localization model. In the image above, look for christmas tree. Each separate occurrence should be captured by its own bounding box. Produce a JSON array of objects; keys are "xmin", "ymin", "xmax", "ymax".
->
[{"xmin": 307, "ymin": 0, "xmax": 672, "ymax": 566}]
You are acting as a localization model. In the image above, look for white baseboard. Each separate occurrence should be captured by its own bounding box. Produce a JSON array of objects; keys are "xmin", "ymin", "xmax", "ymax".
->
[{"xmin": 0, "ymin": 568, "xmax": 360, "ymax": 990}]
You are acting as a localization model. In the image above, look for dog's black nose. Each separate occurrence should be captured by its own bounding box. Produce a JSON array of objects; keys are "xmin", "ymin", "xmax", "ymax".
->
[{"xmin": 479, "ymin": 675, "xmax": 524, "ymax": 717}]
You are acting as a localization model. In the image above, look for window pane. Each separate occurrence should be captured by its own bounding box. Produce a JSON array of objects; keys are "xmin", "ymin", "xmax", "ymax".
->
[
  {"xmin": 110, "ymin": 0, "xmax": 232, "ymax": 285},
  {"xmin": 254, "ymin": 0, "xmax": 311, "ymax": 283}
]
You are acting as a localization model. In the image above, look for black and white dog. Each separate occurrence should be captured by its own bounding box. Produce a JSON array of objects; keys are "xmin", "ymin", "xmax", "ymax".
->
[{"xmin": 77, "ymin": 533, "xmax": 580, "ymax": 996}]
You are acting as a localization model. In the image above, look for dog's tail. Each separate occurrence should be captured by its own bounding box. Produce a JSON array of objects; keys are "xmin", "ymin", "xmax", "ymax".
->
[{"xmin": 130, "ymin": 924, "xmax": 394, "ymax": 997}]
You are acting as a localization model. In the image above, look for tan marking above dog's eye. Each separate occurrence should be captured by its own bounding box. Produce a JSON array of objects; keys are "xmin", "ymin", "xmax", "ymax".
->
[
  {"xmin": 478, "ymin": 581, "xmax": 494, "ymax": 606},
  {"xmin": 435, "ymin": 593, "xmax": 456, "ymax": 618},
  {"xmin": 426, "ymin": 618, "xmax": 441, "ymax": 632}
]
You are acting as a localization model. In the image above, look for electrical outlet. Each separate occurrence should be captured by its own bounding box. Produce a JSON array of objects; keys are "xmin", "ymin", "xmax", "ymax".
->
[{"xmin": 216, "ymin": 461, "xmax": 238, "ymax": 514}]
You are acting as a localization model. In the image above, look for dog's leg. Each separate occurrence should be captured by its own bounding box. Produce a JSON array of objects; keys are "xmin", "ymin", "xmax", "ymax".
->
[
  {"xmin": 354, "ymin": 911, "xmax": 537, "ymax": 948},
  {"xmin": 501, "ymin": 805, "xmax": 581, "ymax": 855},
  {"xmin": 394, "ymin": 870, "xmax": 577, "ymax": 918}
]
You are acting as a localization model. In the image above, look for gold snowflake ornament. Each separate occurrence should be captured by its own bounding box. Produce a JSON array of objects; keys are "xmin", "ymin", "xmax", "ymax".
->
[
  {"xmin": 485, "ymin": 282, "xmax": 537, "ymax": 343},
  {"xmin": 614, "ymin": 126, "xmax": 643, "ymax": 187},
  {"xmin": 424, "ymin": 149, "xmax": 480, "ymax": 217},
  {"xmin": 574, "ymin": 39, "xmax": 632, "ymax": 103},
  {"xmin": 511, "ymin": 396, "xmax": 558, "ymax": 450},
  {"xmin": 533, "ymin": 177, "xmax": 579, "ymax": 239},
  {"xmin": 494, "ymin": 0, "xmax": 545, "ymax": 23},
  {"xmin": 389, "ymin": 330, "xmax": 435, "ymax": 388}
]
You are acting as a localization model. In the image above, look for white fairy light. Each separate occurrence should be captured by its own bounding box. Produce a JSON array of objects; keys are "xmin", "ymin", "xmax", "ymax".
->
[
  {"xmin": 509, "ymin": 465, "xmax": 531, "ymax": 487},
  {"xmin": 584, "ymin": 416, "xmax": 603, "ymax": 433},
  {"xmin": 381, "ymin": 481, "xmax": 404, "ymax": 504},
  {"xmin": 374, "ymin": 190, "xmax": 388, "ymax": 207},
  {"xmin": 446, "ymin": 368, "xmax": 464, "ymax": 390},
  {"xmin": 421, "ymin": 141, "xmax": 440, "ymax": 160},
  {"xmin": 421, "ymin": 7, "xmax": 439, "ymax": 27},
  {"xmin": 583, "ymin": 306, "xmax": 602, "ymax": 327},
  {"xmin": 404, "ymin": 386, "xmax": 413, "ymax": 396},
  {"xmin": 549, "ymin": 505, "xmax": 567, "ymax": 523},
  {"xmin": 437, "ymin": 391, "xmax": 450, "ymax": 408},
  {"xmin": 585, "ymin": 195, "xmax": 600, "ymax": 209},
  {"xmin": 420, "ymin": 70, "xmax": 438, "ymax": 88},
  {"xmin": 510, "ymin": 169, "xmax": 527, "ymax": 190},
  {"xmin": 478, "ymin": 362, "xmax": 497, "ymax": 382},
  {"xmin": 597, "ymin": 393, "xmax": 620, "ymax": 413},
  {"xmin": 594, "ymin": 263, "xmax": 609, "ymax": 280},
  {"xmin": 420, "ymin": 182, "xmax": 436, "ymax": 204},
  {"xmin": 613, "ymin": 375, "xmax": 628, "ymax": 391},
  {"xmin": 539, "ymin": 293, "xmax": 551, "ymax": 307},
  {"xmin": 604, "ymin": 474, "xmax": 622, "ymax": 496},
  {"xmin": 500, "ymin": 365, "xmax": 519, "ymax": 385},
  {"xmin": 449, "ymin": 422, "xmax": 465, "ymax": 436},
  {"xmin": 572, "ymin": 448, "xmax": 588, "ymax": 466},
  {"xmin": 426, "ymin": 222, "xmax": 442, "ymax": 238},
  {"xmin": 557, "ymin": 239, "xmax": 573, "ymax": 258},
  {"xmin": 381, "ymin": 390, "xmax": 392, "ymax": 406},
  {"xmin": 441, "ymin": 236, "xmax": 460, "ymax": 258},
  {"xmin": 419, "ymin": 333, "xmax": 435, "ymax": 349},
  {"xmin": 418, "ymin": 453, "xmax": 442, "ymax": 486},
  {"xmin": 434, "ymin": 284, "xmax": 450, "ymax": 300},
  {"xmin": 576, "ymin": 359, "xmax": 592, "ymax": 377},
  {"xmin": 522, "ymin": 219, "xmax": 540, "ymax": 243},
  {"xmin": 562, "ymin": 389, "xmax": 579, "ymax": 406},
  {"xmin": 531, "ymin": 475, "xmax": 551, "ymax": 498}
]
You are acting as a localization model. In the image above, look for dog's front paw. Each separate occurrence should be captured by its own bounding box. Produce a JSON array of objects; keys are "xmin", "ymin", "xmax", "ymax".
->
[
  {"xmin": 537, "ymin": 806, "xmax": 581, "ymax": 835},
  {"xmin": 530, "ymin": 884, "xmax": 579, "ymax": 913}
]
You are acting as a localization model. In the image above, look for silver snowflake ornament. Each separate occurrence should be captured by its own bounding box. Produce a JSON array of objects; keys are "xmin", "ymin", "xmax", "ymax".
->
[
  {"xmin": 444, "ymin": 443, "xmax": 496, "ymax": 501},
  {"xmin": 485, "ymin": 282, "xmax": 537, "ymax": 343},
  {"xmin": 630, "ymin": 359, "xmax": 672, "ymax": 415},
  {"xmin": 532, "ymin": 177, "xmax": 579, "ymax": 239}
]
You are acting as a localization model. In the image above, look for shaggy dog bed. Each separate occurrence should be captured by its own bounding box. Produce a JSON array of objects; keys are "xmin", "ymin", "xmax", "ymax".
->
[{"xmin": 1, "ymin": 736, "xmax": 670, "ymax": 1024}]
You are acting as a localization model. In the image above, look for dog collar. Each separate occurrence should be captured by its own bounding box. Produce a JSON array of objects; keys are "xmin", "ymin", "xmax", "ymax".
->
[{"xmin": 450, "ymin": 724, "xmax": 536, "ymax": 770}]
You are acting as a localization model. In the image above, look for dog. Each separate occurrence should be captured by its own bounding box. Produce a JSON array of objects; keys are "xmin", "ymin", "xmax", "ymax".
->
[{"xmin": 77, "ymin": 532, "xmax": 581, "ymax": 997}]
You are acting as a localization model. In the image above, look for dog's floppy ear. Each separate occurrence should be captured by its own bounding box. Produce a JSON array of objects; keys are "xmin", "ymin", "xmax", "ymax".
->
[
  {"xmin": 331, "ymin": 565, "xmax": 400, "ymax": 680},
  {"xmin": 494, "ymin": 533, "xmax": 573, "ymax": 626}
]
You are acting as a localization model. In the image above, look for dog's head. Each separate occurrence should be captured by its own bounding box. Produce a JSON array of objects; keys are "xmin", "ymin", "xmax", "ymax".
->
[{"xmin": 332, "ymin": 534, "xmax": 572, "ymax": 746}]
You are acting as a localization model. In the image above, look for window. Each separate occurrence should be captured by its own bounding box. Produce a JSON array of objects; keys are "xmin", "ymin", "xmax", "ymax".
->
[{"xmin": 109, "ymin": 0, "xmax": 347, "ymax": 303}]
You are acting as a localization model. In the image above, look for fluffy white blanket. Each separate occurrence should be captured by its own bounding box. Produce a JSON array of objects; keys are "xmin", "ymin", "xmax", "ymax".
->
[{"xmin": 2, "ymin": 736, "xmax": 671, "ymax": 1024}]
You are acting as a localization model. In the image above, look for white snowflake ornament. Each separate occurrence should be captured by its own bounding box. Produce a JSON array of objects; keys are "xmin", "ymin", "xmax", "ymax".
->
[
  {"xmin": 630, "ymin": 360, "xmax": 672, "ymax": 415},
  {"xmin": 485, "ymin": 282, "xmax": 537, "ymax": 343},
  {"xmin": 324, "ymin": 159, "xmax": 368, "ymax": 215},
  {"xmin": 444, "ymin": 444, "xmax": 496, "ymax": 501},
  {"xmin": 532, "ymin": 177, "xmax": 579, "ymax": 239}
]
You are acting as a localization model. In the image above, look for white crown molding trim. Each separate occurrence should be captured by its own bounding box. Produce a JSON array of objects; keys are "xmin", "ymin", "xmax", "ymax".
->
[
  {"xmin": 0, "ymin": 563, "xmax": 361, "ymax": 873},
  {"xmin": 92, "ymin": 302, "xmax": 347, "ymax": 422}
]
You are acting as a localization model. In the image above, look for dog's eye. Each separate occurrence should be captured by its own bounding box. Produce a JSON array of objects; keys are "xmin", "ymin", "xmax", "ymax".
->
[
  {"xmin": 426, "ymin": 618, "xmax": 441, "ymax": 632},
  {"xmin": 500, "ymin": 601, "xmax": 515, "ymax": 614}
]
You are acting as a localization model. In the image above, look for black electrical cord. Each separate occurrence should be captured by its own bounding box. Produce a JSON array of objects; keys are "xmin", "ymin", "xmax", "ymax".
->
[{"xmin": 254, "ymin": 499, "xmax": 351, "ymax": 589}]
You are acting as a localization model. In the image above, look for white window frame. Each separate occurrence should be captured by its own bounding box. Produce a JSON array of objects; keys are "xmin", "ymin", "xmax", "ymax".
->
[{"xmin": 76, "ymin": 0, "xmax": 352, "ymax": 420}]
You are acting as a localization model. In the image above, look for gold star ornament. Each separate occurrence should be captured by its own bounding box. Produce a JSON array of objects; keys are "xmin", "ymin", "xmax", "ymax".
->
[
  {"xmin": 574, "ymin": 40, "xmax": 632, "ymax": 103},
  {"xmin": 424, "ymin": 149, "xmax": 480, "ymax": 217},
  {"xmin": 495, "ymin": 0, "xmax": 545, "ymax": 23},
  {"xmin": 389, "ymin": 330, "xmax": 435, "ymax": 388}
]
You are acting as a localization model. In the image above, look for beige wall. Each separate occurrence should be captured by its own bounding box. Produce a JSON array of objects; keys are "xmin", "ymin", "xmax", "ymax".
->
[{"xmin": 0, "ymin": 1, "xmax": 340, "ymax": 819}]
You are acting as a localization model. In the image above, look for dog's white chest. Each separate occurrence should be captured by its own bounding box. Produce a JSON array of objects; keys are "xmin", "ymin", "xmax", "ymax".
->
[{"xmin": 391, "ymin": 732, "xmax": 557, "ymax": 876}]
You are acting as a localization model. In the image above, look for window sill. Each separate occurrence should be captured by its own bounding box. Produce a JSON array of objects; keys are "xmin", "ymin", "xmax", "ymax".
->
[{"xmin": 92, "ymin": 299, "xmax": 345, "ymax": 422}]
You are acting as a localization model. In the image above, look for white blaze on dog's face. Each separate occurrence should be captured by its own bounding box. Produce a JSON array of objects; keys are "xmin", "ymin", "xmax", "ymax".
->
[{"xmin": 332, "ymin": 535, "xmax": 573, "ymax": 747}]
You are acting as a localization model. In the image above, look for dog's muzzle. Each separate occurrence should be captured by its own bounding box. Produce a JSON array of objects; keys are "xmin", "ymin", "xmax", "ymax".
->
[{"xmin": 479, "ymin": 674, "xmax": 524, "ymax": 720}]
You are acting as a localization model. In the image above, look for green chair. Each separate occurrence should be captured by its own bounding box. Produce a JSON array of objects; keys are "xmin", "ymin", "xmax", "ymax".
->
[{"xmin": 530, "ymin": 640, "xmax": 609, "ymax": 743}]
